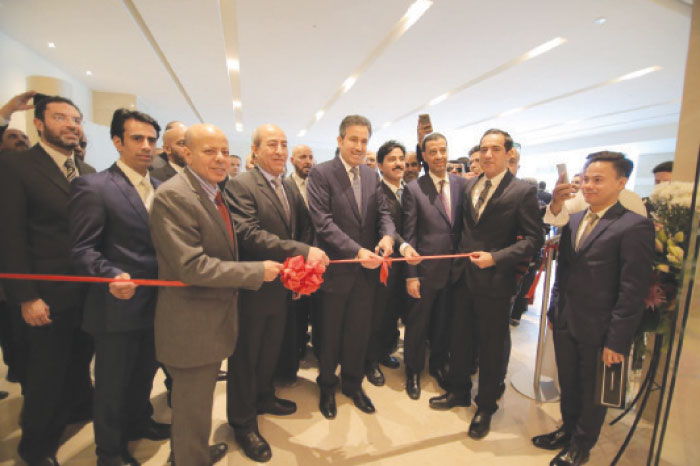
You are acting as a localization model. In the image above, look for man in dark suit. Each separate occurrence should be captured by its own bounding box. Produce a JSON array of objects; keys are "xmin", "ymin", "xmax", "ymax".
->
[
  {"xmin": 225, "ymin": 124, "xmax": 328, "ymax": 462},
  {"xmin": 148, "ymin": 121, "xmax": 184, "ymax": 173},
  {"xmin": 402, "ymin": 133, "xmax": 469, "ymax": 400},
  {"xmin": 533, "ymin": 152, "xmax": 653, "ymax": 466},
  {"xmin": 149, "ymin": 122, "xmax": 186, "ymax": 182},
  {"xmin": 307, "ymin": 115, "xmax": 418, "ymax": 419},
  {"xmin": 431, "ymin": 129, "xmax": 543, "ymax": 440},
  {"xmin": 150, "ymin": 123, "xmax": 282, "ymax": 465},
  {"xmin": 69, "ymin": 109, "xmax": 170, "ymax": 466},
  {"xmin": 0, "ymin": 95, "xmax": 96, "ymax": 465},
  {"xmin": 365, "ymin": 140, "xmax": 409, "ymax": 386}
]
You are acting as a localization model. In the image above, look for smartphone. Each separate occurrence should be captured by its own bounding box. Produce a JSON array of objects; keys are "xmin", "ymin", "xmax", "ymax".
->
[
  {"xmin": 556, "ymin": 163, "xmax": 569, "ymax": 185},
  {"xmin": 418, "ymin": 114, "xmax": 432, "ymax": 127}
]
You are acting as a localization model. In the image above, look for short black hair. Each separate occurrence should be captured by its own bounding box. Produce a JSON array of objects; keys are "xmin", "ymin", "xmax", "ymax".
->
[
  {"xmin": 480, "ymin": 129, "xmax": 513, "ymax": 152},
  {"xmin": 34, "ymin": 95, "xmax": 82, "ymax": 122},
  {"xmin": 584, "ymin": 151, "xmax": 634, "ymax": 178},
  {"xmin": 110, "ymin": 108, "xmax": 161, "ymax": 141},
  {"xmin": 468, "ymin": 145, "xmax": 480, "ymax": 156},
  {"xmin": 377, "ymin": 140, "xmax": 406, "ymax": 164},
  {"xmin": 652, "ymin": 161, "xmax": 673, "ymax": 174},
  {"xmin": 421, "ymin": 132, "xmax": 447, "ymax": 152}
]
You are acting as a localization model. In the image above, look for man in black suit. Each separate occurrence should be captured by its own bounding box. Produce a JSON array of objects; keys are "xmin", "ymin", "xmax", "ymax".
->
[
  {"xmin": 0, "ymin": 95, "xmax": 96, "ymax": 465},
  {"xmin": 365, "ymin": 140, "xmax": 409, "ymax": 386},
  {"xmin": 225, "ymin": 124, "xmax": 328, "ymax": 462},
  {"xmin": 533, "ymin": 152, "xmax": 653, "ymax": 466},
  {"xmin": 69, "ymin": 109, "xmax": 171, "ymax": 466},
  {"xmin": 430, "ymin": 129, "xmax": 543, "ymax": 440},
  {"xmin": 402, "ymin": 133, "xmax": 469, "ymax": 399},
  {"xmin": 307, "ymin": 115, "xmax": 419, "ymax": 419},
  {"xmin": 149, "ymin": 122, "xmax": 186, "ymax": 182}
]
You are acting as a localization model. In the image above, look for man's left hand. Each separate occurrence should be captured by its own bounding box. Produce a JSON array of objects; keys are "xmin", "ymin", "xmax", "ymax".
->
[
  {"xmin": 402, "ymin": 245, "xmax": 422, "ymax": 265},
  {"xmin": 307, "ymin": 246, "xmax": 330, "ymax": 266},
  {"xmin": 602, "ymin": 347, "xmax": 625, "ymax": 366},
  {"xmin": 109, "ymin": 272, "xmax": 137, "ymax": 300},
  {"xmin": 375, "ymin": 236, "xmax": 394, "ymax": 257},
  {"xmin": 469, "ymin": 251, "xmax": 495, "ymax": 269}
]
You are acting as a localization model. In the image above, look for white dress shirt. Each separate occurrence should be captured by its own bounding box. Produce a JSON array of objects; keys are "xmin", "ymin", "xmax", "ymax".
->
[
  {"xmin": 116, "ymin": 159, "xmax": 154, "ymax": 211},
  {"xmin": 39, "ymin": 140, "xmax": 75, "ymax": 179},
  {"xmin": 471, "ymin": 168, "xmax": 508, "ymax": 217}
]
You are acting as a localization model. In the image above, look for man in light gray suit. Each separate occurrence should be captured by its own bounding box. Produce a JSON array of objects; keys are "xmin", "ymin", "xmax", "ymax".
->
[{"xmin": 149, "ymin": 124, "xmax": 282, "ymax": 465}]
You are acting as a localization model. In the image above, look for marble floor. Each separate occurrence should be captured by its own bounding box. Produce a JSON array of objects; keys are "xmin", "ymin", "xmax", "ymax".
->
[{"xmin": 0, "ymin": 303, "xmax": 658, "ymax": 466}]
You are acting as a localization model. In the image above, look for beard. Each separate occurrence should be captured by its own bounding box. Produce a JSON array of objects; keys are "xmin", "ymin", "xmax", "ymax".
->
[
  {"xmin": 43, "ymin": 125, "xmax": 78, "ymax": 152},
  {"xmin": 171, "ymin": 149, "xmax": 187, "ymax": 167}
]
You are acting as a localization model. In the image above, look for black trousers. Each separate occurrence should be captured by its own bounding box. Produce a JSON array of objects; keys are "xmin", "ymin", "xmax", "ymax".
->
[
  {"xmin": 227, "ymin": 303, "xmax": 287, "ymax": 432},
  {"xmin": 0, "ymin": 299, "xmax": 25, "ymax": 385},
  {"xmin": 93, "ymin": 329, "xmax": 157, "ymax": 458},
  {"xmin": 510, "ymin": 254, "xmax": 541, "ymax": 321},
  {"xmin": 317, "ymin": 273, "xmax": 376, "ymax": 393},
  {"xmin": 404, "ymin": 286, "xmax": 450, "ymax": 374},
  {"xmin": 553, "ymin": 326, "xmax": 607, "ymax": 450},
  {"xmin": 18, "ymin": 312, "xmax": 94, "ymax": 463},
  {"xmin": 275, "ymin": 294, "xmax": 310, "ymax": 379},
  {"xmin": 366, "ymin": 264, "xmax": 403, "ymax": 364},
  {"xmin": 447, "ymin": 281, "xmax": 510, "ymax": 414}
]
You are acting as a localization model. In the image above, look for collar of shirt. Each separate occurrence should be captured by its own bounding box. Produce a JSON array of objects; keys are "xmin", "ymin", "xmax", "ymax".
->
[
  {"xmin": 428, "ymin": 171, "xmax": 448, "ymax": 192},
  {"xmin": 257, "ymin": 165, "xmax": 284, "ymax": 187},
  {"xmin": 39, "ymin": 140, "xmax": 74, "ymax": 172},
  {"xmin": 382, "ymin": 178, "xmax": 404, "ymax": 196},
  {"xmin": 479, "ymin": 168, "xmax": 508, "ymax": 191},
  {"xmin": 116, "ymin": 159, "xmax": 151, "ymax": 189},
  {"xmin": 168, "ymin": 161, "xmax": 184, "ymax": 174},
  {"xmin": 339, "ymin": 155, "xmax": 358, "ymax": 180},
  {"xmin": 585, "ymin": 202, "xmax": 616, "ymax": 221},
  {"xmin": 186, "ymin": 166, "xmax": 219, "ymax": 203}
]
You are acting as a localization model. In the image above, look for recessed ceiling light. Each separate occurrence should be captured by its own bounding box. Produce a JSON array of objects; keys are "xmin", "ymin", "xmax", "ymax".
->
[
  {"xmin": 428, "ymin": 93, "xmax": 449, "ymax": 106},
  {"xmin": 47, "ymin": 42, "xmax": 56, "ymax": 48},
  {"xmin": 85, "ymin": 70, "xmax": 92, "ymax": 76},
  {"xmin": 342, "ymin": 76, "xmax": 357, "ymax": 94},
  {"xmin": 382, "ymin": 121, "xmax": 392, "ymax": 129},
  {"xmin": 232, "ymin": 100, "xmax": 241, "ymax": 110},
  {"xmin": 297, "ymin": 129, "xmax": 307, "ymax": 137},
  {"xmin": 594, "ymin": 17, "xmax": 607, "ymax": 25},
  {"xmin": 235, "ymin": 123, "xmax": 243, "ymax": 132},
  {"xmin": 616, "ymin": 66, "xmax": 662, "ymax": 82},
  {"xmin": 227, "ymin": 58, "xmax": 240, "ymax": 72},
  {"xmin": 524, "ymin": 37, "xmax": 567, "ymax": 60},
  {"xmin": 403, "ymin": 0, "xmax": 433, "ymax": 30},
  {"xmin": 315, "ymin": 110, "xmax": 325, "ymax": 121},
  {"xmin": 499, "ymin": 107, "xmax": 524, "ymax": 117}
]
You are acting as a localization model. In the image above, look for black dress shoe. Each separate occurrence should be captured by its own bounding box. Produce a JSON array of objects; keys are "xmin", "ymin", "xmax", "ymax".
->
[
  {"xmin": 468, "ymin": 409, "xmax": 492, "ymax": 439},
  {"xmin": 0, "ymin": 391, "xmax": 7, "ymax": 400},
  {"xmin": 126, "ymin": 419, "xmax": 171, "ymax": 441},
  {"xmin": 342, "ymin": 388, "xmax": 375, "ymax": 414},
  {"xmin": 365, "ymin": 362, "xmax": 385, "ymax": 386},
  {"xmin": 166, "ymin": 389, "xmax": 172, "ymax": 408},
  {"xmin": 497, "ymin": 381, "xmax": 506, "ymax": 400},
  {"xmin": 235, "ymin": 430, "xmax": 271, "ymax": 463},
  {"xmin": 406, "ymin": 372, "xmax": 420, "ymax": 400},
  {"xmin": 319, "ymin": 389, "xmax": 337, "ymax": 419},
  {"xmin": 428, "ymin": 392, "xmax": 471, "ymax": 410},
  {"xmin": 30, "ymin": 457, "xmax": 60, "ymax": 466},
  {"xmin": 257, "ymin": 397, "xmax": 297, "ymax": 415},
  {"xmin": 120, "ymin": 452, "xmax": 140, "ymax": 466},
  {"xmin": 533, "ymin": 426, "xmax": 572, "ymax": 450},
  {"xmin": 97, "ymin": 453, "xmax": 140, "ymax": 466},
  {"xmin": 550, "ymin": 444, "xmax": 590, "ymax": 466},
  {"xmin": 217, "ymin": 370, "xmax": 227, "ymax": 381},
  {"xmin": 379, "ymin": 355, "xmax": 400, "ymax": 369},
  {"xmin": 429, "ymin": 366, "xmax": 448, "ymax": 390},
  {"xmin": 168, "ymin": 443, "xmax": 228, "ymax": 465}
]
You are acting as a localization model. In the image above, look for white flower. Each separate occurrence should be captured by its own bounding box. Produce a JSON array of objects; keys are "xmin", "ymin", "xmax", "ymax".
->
[{"xmin": 650, "ymin": 181, "xmax": 694, "ymax": 207}]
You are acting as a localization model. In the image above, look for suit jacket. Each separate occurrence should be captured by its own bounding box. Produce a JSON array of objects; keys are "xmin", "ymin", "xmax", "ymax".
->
[
  {"xmin": 69, "ymin": 163, "xmax": 160, "ymax": 335},
  {"xmin": 149, "ymin": 168, "xmax": 265, "ymax": 368},
  {"xmin": 548, "ymin": 203, "xmax": 654, "ymax": 354},
  {"xmin": 150, "ymin": 161, "xmax": 178, "ymax": 182},
  {"xmin": 307, "ymin": 155, "xmax": 396, "ymax": 294},
  {"xmin": 452, "ymin": 170, "xmax": 543, "ymax": 298},
  {"xmin": 224, "ymin": 167, "xmax": 311, "ymax": 309},
  {"xmin": 0, "ymin": 144, "xmax": 95, "ymax": 318},
  {"xmin": 403, "ymin": 173, "xmax": 468, "ymax": 290}
]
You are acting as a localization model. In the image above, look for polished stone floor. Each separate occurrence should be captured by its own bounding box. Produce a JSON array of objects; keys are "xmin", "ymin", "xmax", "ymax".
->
[{"xmin": 0, "ymin": 303, "xmax": 658, "ymax": 465}]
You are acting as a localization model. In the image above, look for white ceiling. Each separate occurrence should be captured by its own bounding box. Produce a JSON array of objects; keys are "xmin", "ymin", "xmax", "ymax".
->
[{"xmin": 0, "ymin": 0, "xmax": 693, "ymax": 161}]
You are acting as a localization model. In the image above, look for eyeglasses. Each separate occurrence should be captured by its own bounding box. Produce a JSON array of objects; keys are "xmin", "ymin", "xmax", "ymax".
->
[{"xmin": 448, "ymin": 166, "xmax": 463, "ymax": 173}]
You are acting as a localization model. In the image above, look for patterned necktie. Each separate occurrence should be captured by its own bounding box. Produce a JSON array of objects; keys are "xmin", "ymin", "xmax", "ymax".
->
[
  {"xmin": 271, "ymin": 178, "xmax": 291, "ymax": 223},
  {"xmin": 64, "ymin": 157, "xmax": 78, "ymax": 182},
  {"xmin": 396, "ymin": 187, "xmax": 404, "ymax": 205},
  {"xmin": 439, "ymin": 180, "xmax": 451, "ymax": 224},
  {"xmin": 214, "ymin": 192, "xmax": 235, "ymax": 247},
  {"xmin": 474, "ymin": 179, "xmax": 492, "ymax": 219},
  {"xmin": 576, "ymin": 212, "xmax": 599, "ymax": 251},
  {"xmin": 350, "ymin": 167, "xmax": 362, "ymax": 215}
]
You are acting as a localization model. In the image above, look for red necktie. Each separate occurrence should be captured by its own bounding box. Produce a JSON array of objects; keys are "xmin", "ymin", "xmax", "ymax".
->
[{"xmin": 215, "ymin": 192, "xmax": 235, "ymax": 247}]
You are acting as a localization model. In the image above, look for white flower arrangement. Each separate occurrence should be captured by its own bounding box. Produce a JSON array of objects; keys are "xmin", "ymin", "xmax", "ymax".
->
[{"xmin": 650, "ymin": 181, "xmax": 695, "ymax": 208}]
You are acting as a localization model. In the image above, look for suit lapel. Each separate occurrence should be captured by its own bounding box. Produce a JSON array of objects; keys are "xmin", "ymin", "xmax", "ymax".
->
[
  {"xmin": 184, "ymin": 170, "xmax": 235, "ymax": 257},
  {"xmin": 576, "ymin": 202, "xmax": 625, "ymax": 254},
  {"xmin": 30, "ymin": 145, "xmax": 71, "ymax": 195},
  {"xmin": 420, "ymin": 175, "xmax": 450, "ymax": 226},
  {"xmin": 477, "ymin": 170, "xmax": 513, "ymax": 224},
  {"xmin": 331, "ymin": 157, "xmax": 361, "ymax": 222},
  {"xmin": 109, "ymin": 164, "xmax": 149, "ymax": 224},
  {"xmin": 253, "ymin": 167, "xmax": 291, "ymax": 232}
]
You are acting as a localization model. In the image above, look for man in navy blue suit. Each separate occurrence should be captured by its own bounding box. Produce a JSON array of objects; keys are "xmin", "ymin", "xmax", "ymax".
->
[
  {"xmin": 402, "ymin": 132, "xmax": 468, "ymax": 400},
  {"xmin": 69, "ymin": 109, "xmax": 170, "ymax": 465},
  {"xmin": 533, "ymin": 151, "xmax": 653, "ymax": 466},
  {"xmin": 307, "ymin": 115, "xmax": 418, "ymax": 419}
]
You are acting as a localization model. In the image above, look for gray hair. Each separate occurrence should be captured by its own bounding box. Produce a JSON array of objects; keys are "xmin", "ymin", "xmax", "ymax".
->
[{"xmin": 339, "ymin": 115, "xmax": 372, "ymax": 139}]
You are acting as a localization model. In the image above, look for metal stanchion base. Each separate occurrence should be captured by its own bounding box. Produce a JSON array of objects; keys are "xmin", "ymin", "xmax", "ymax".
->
[{"xmin": 511, "ymin": 369, "xmax": 560, "ymax": 402}]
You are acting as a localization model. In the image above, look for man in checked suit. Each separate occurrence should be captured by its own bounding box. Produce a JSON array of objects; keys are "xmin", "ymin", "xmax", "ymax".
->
[
  {"xmin": 533, "ymin": 152, "xmax": 653, "ymax": 466},
  {"xmin": 0, "ymin": 95, "xmax": 96, "ymax": 465},
  {"xmin": 402, "ymin": 133, "xmax": 469, "ymax": 400},
  {"xmin": 431, "ymin": 129, "xmax": 543, "ymax": 439},
  {"xmin": 307, "ymin": 115, "xmax": 419, "ymax": 419},
  {"xmin": 149, "ymin": 124, "xmax": 282, "ymax": 465},
  {"xmin": 69, "ymin": 109, "xmax": 170, "ymax": 465},
  {"xmin": 225, "ymin": 124, "xmax": 328, "ymax": 463}
]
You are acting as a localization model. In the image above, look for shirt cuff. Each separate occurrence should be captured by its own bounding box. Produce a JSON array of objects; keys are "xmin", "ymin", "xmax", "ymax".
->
[
  {"xmin": 544, "ymin": 203, "xmax": 569, "ymax": 227},
  {"xmin": 399, "ymin": 242, "xmax": 411, "ymax": 256}
]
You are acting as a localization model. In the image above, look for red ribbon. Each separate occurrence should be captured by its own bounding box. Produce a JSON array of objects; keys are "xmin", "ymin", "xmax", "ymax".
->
[
  {"xmin": 0, "ymin": 273, "xmax": 187, "ymax": 287},
  {"xmin": 524, "ymin": 243, "xmax": 558, "ymax": 303}
]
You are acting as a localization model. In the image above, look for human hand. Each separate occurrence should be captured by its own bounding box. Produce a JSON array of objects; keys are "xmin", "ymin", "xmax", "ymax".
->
[
  {"xmin": 0, "ymin": 91, "xmax": 37, "ymax": 121},
  {"xmin": 469, "ymin": 251, "xmax": 495, "ymax": 269},
  {"xmin": 358, "ymin": 248, "xmax": 383, "ymax": 269},
  {"xmin": 406, "ymin": 278, "xmax": 421, "ymax": 299},
  {"xmin": 550, "ymin": 172, "xmax": 576, "ymax": 215},
  {"xmin": 375, "ymin": 235, "xmax": 394, "ymax": 258},
  {"xmin": 109, "ymin": 272, "xmax": 137, "ymax": 300},
  {"xmin": 307, "ymin": 247, "xmax": 329, "ymax": 266},
  {"xmin": 263, "ymin": 261, "xmax": 284, "ymax": 281},
  {"xmin": 402, "ymin": 245, "xmax": 422, "ymax": 265},
  {"xmin": 21, "ymin": 298, "xmax": 51, "ymax": 326},
  {"xmin": 602, "ymin": 347, "xmax": 625, "ymax": 367}
]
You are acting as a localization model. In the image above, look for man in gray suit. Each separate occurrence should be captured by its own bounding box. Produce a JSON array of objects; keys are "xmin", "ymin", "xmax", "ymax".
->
[{"xmin": 149, "ymin": 124, "xmax": 282, "ymax": 465}]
